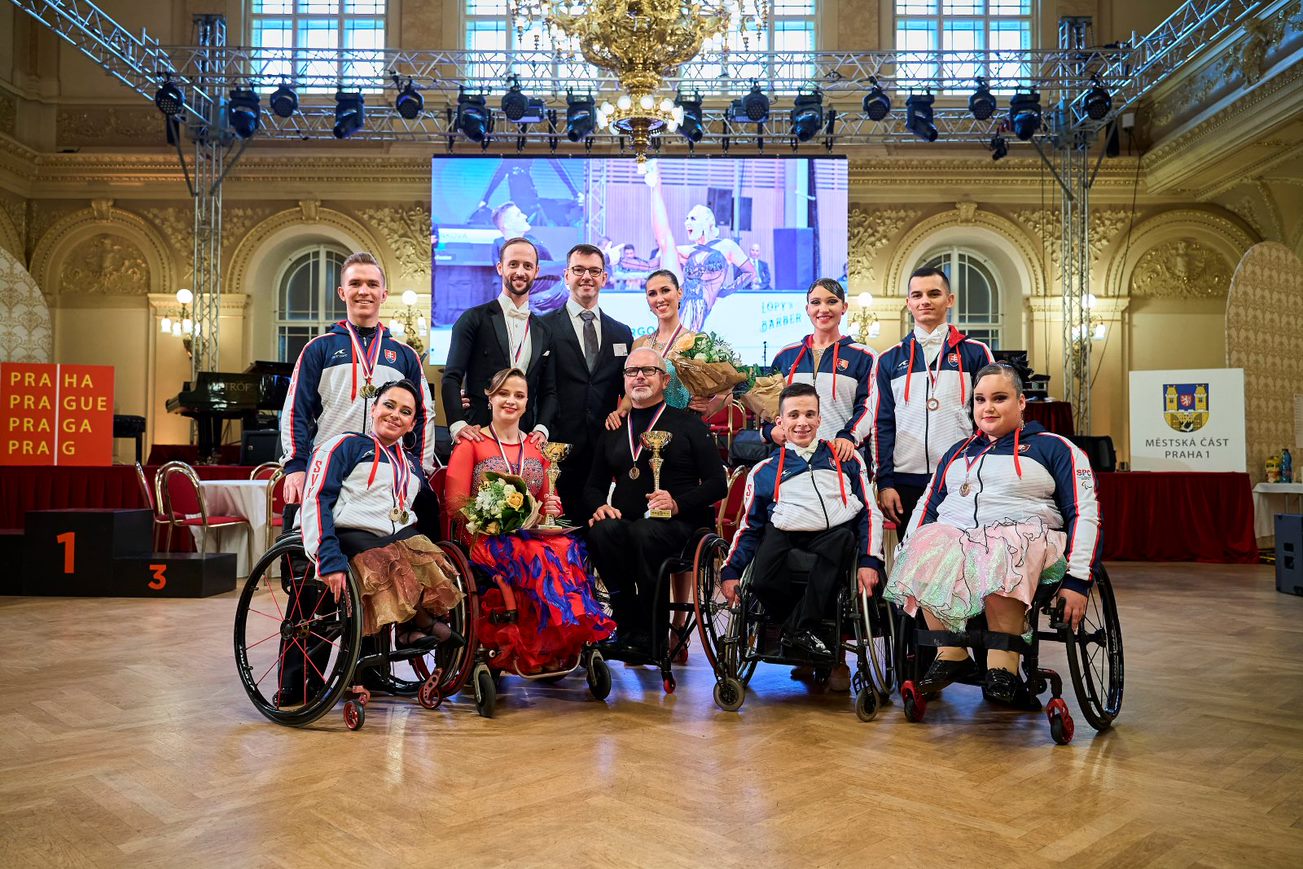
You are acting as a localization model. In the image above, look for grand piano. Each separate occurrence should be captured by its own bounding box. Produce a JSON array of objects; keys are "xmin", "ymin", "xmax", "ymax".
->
[{"xmin": 166, "ymin": 361, "xmax": 293, "ymax": 463}]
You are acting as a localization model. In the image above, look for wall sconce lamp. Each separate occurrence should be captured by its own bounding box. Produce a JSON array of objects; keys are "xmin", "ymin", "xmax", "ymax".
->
[
  {"xmin": 850, "ymin": 291, "xmax": 881, "ymax": 343},
  {"xmin": 160, "ymin": 288, "xmax": 198, "ymax": 355},
  {"xmin": 387, "ymin": 290, "xmax": 428, "ymax": 356}
]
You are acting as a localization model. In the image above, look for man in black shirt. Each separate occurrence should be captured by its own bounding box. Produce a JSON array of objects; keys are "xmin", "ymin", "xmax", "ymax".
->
[{"xmin": 584, "ymin": 347, "xmax": 727, "ymax": 652}]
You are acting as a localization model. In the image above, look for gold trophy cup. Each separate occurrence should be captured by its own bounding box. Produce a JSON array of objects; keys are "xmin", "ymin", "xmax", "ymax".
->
[
  {"xmin": 539, "ymin": 441, "xmax": 572, "ymax": 528},
  {"xmin": 640, "ymin": 430, "xmax": 674, "ymax": 519}
]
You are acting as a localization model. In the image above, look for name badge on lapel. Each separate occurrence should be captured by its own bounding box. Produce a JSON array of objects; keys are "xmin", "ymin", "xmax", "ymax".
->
[{"xmin": 613, "ymin": 343, "xmax": 628, "ymax": 357}]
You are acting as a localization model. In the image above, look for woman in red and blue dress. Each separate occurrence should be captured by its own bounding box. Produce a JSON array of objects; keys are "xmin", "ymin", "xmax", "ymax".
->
[{"xmin": 445, "ymin": 367, "xmax": 614, "ymax": 674}]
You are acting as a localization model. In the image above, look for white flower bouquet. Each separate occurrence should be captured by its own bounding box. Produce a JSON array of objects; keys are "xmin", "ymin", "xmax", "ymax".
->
[
  {"xmin": 460, "ymin": 472, "xmax": 539, "ymax": 535},
  {"xmin": 673, "ymin": 331, "xmax": 748, "ymax": 398}
]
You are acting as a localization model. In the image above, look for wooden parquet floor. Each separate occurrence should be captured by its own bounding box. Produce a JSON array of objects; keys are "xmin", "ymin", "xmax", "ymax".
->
[{"xmin": 1, "ymin": 562, "xmax": 1302, "ymax": 868}]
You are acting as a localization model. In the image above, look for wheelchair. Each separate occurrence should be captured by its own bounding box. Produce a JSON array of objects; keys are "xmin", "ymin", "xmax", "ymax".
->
[
  {"xmin": 693, "ymin": 533, "xmax": 897, "ymax": 721},
  {"xmin": 894, "ymin": 565, "xmax": 1124, "ymax": 744},
  {"xmin": 232, "ymin": 532, "xmax": 476, "ymax": 730}
]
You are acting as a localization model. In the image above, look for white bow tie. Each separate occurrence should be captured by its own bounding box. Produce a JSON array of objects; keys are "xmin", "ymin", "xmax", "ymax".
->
[
  {"xmin": 505, "ymin": 307, "xmax": 530, "ymax": 322},
  {"xmin": 917, "ymin": 330, "xmax": 944, "ymax": 346}
]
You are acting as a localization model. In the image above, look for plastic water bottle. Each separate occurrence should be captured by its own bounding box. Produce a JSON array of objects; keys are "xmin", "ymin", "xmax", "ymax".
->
[{"xmin": 1283, "ymin": 448, "xmax": 1294, "ymax": 484}]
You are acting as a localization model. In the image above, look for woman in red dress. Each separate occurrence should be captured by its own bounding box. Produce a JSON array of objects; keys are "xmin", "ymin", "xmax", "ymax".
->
[{"xmin": 444, "ymin": 367, "xmax": 614, "ymax": 674}]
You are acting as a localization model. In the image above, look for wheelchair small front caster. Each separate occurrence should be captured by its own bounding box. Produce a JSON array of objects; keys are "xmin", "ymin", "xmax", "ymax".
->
[
  {"xmin": 1046, "ymin": 698, "xmax": 1075, "ymax": 745},
  {"xmin": 854, "ymin": 688, "xmax": 879, "ymax": 722},
  {"xmin": 343, "ymin": 699, "xmax": 365, "ymax": 731},
  {"xmin": 418, "ymin": 669, "xmax": 444, "ymax": 710},
  {"xmin": 713, "ymin": 677, "xmax": 745, "ymax": 712},
  {"xmin": 662, "ymin": 674, "xmax": 676, "ymax": 695},
  {"xmin": 587, "ymin": 654, "xmax": 612, "ymax": 701},
  {"xmin": 901, "ymin": 680, "xmax": 927, "ymax": 722},
  {"xmin": 474, "ymin": 665, "xmax": 497, "ymax": 719}
]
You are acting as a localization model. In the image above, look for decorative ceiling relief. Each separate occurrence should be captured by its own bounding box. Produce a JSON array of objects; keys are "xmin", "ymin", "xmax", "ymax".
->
[
  {"xmin": 1223, "ymin": 0, "xmax": 1302, "ymax": 87},
  {"xmin": 1130, "ymin": 239, "xmax": 1233, "ymax": 298},
  {"xmin": 359, "ymin": 206, "xmax": 432, "ymax": 283},
  {"xmin": 847, "ymin": 206, "xmax": 918, "ymax": 287},
  {"xmin": 1012, "ymin": 208, "xmax": 1131, "ymax": 278},
  {"xmin": 0, "ymin": 93, "xmax": 15, "ymax": 137},
  {"xmin": 58, "ymin": 234, "xmax": 150, "ymax": 295},
  {"xmin": 56, "ymin": 107, "xmax": 159, "ymax": 146}
]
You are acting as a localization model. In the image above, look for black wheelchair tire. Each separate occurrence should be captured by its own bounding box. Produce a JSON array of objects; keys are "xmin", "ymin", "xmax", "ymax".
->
[{"xmin": 1064, "ymin": 566, "xmax": 1124, "ymax": 731}]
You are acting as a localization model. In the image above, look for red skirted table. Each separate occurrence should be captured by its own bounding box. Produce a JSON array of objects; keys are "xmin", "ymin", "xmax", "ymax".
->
[
  {"xmin": 0, "ymin": 464, "xmax": 255, "ymax": 530},
  {"xmin": 1023, "ymin": 400, "xmax": 1075, "ymax": 437},
  {"xmin": 1096, "ymin": 471, "xmax": 1258, "ymax": 564}
]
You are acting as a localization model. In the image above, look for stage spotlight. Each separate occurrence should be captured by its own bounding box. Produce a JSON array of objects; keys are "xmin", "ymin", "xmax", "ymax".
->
[
  {"xmin": 728, "ymin": 82, "xmax": 770, "ymax": 124},
  {"xmin": 990, "ymin": 134, "xmax": 1008, "ymax": 161},
  {"xmin": 227, "ymin": 88, "xmax": 260, "ymax": 139},
  {"xmin": 269, "ymin": 84, "xmax": 298, "ymax": 118},
  {"xmin": 675, "ymin": 91, "xmax": 704, "ymax": 143},
  {"xmin": 1084, "ymin": 78, "xmax": 1112, "ymax": 121},
  {"xmin": 154, "ymin": 77, "xmax": 184, "ymax": 116},
  {"xmin": 394, "ymin": 79, "xmax": 423, "ymax": 120},
  {"xmin": 1009, "ymin": 91, "xmax": 1042, "ymax": 141},
  {"xmin": 969, "ymin": 78, "xmax": 996, "ymax": 121},
  {"xmin": 565, "ymin": 90, "xmax": 596, "ymax": 142},
  {"xmin": 500, "ymin": 78, "xmax": 546, "ymax": 124},
  {"xmin": 905, "ymin": 92, "xmax": 937, "ymax": 142},
  {"xmin": 455, "ymin": 89, "xmax": 490, "ymax": 142},
  {"xmin": 862, "ymin": 77, "xmax": 890, "ymax": 121},
  {"xmin": 333, "ymin": 91, "xmax": 365, "ymax": 139},
  {"xmin": 789, "ymin": 89, "xmax": 823, "ymax": 143}
]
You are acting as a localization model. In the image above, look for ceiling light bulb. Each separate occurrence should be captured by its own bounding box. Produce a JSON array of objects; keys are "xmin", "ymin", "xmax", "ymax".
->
[
  {"xmin": 617, "ymin": 94, "xmax": 632, "ymax": 110},
  {"xmin": 401, "ymin": 290, "xmax": 418, "ymax": 307},
  {"xmin": 176, "ymin": 288, "xmax": 193, "ymax": 305},
  {"xmin": 639, "ymin": 94, "xmax": 654, "ymax": 110}
]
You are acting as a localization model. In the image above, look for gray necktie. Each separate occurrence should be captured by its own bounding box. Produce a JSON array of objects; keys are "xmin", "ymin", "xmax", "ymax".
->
[{"xmin": 579, "ymin": 310, "xmax": 598, "ymax": 371}]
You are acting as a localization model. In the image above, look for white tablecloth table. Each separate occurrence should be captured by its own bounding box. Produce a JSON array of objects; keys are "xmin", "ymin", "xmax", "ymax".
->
[
  {"xmin": 1252, "ymin": 481, "xmax": 1303, "ymax": 540},
  {"xmin": 189, "ymin": 479, "xmax": 270, "ymax": 577}
]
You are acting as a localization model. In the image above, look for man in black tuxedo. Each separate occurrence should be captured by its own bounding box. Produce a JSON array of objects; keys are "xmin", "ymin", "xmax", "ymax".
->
[
  {"xmin": 541, "ymin": 242, "xmax": 634, "ymax": 519},
  {"xmin": 441, "ymin": 236, "xmax": 556, "ymax": 446},
  {"xmin": 584, "ymin": 347, "xmax": 727, "ymax": 652}
]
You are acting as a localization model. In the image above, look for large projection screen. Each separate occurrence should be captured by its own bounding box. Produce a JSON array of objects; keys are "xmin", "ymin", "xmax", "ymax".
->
[{"xmin": 429, "ymin": 155, "xmax": 848, "ymax": 365}]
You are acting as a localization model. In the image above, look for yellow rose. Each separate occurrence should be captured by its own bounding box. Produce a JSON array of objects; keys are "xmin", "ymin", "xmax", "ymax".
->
[
  {"xmin": 486, "ymin": 521, "xmax": 500, "ymax": 535},
  {"xmin": 506, "ymin": 492, "xmax": 524, "ymax": 510}
]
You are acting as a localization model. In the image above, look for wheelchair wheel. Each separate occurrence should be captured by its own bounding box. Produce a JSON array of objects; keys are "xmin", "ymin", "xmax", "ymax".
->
[
  {"xmin": 693, "ymin": 534, "xmax": 759, "ymax": 684},
  {"xmin": 854, "ymin": 687, "xmax": 879, "ymax": 722},
  {"xmin": 856, "ymin": 591, "xmax": 897, "ymax": 698},
  {"xmin": 713, "ymin": 677, "xmax": 745, "ymax": 712},
  {"xmin": 586, "ymin": 652, "xmax": 612, "ymax": 701},
  {"xmin": 233, "ymin": 536, "xmax": 363, "ymax": 727},
  {"xmin": 1063, "ymin": 566, "xmax": 1124, "ymax": 731},
  {"xmin": 473, "ymin": 662, "xmax": 496, "ymax": 718}
]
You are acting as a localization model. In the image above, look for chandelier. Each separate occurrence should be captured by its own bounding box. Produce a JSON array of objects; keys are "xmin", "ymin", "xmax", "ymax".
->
[{"xmin": 508, "ymin": 1, "xmax": 769, "ymax": 163}]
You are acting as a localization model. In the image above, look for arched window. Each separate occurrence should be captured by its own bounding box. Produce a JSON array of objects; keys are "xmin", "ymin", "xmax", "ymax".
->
[
  {"xmin": 919, "ymin": 247, "xmax": 1003, "ymax": 349},
  {"xmin": 250, "ymin": 1, "xmax": 388, "ymax": 94},
  {"xmin": 275, "ymin": 246, "xmax": 349, "ymax": 361}
]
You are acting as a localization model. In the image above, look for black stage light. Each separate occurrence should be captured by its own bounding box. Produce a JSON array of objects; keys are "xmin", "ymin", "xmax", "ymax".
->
[
  {"xmin": 269, "ymin": 84, "xmax": 298, "ymax": 118},
  {"xmin": 789, "ymin": 90, "xmax": 823, "ymax": 142},
  {"xmin": 1009, "ymin": 91, "xmax": 1042, "ymax": 141},
  {"xmin": 227, "ymin": 88, "xmax": 261, "ymax": 139},
  {"xmin": 862, "ymin": 77, "xmax": 890, "ymax": 121},
  {"xmin": 1084, "ymin": 78, "xmax": 1112, "ymax": 121},
  {"xmin": 155, "ymin": 78, "xmax": 184, "ymax": 116},
  {"xmin": 565, "ymin": 90, "xmax": 596, "ymax": 142},
  {"xmin": 676, "ymin": 91, "xmax": 704, "ymax": 143},
  {"xmin": 969, "ymin": 78, "xmax": 996, "ymax": 121},
  {"xmin": 990, "ymin": 134, "xmax": 1008, "ymax": 161},
  {"xmin": 500, "ymin": 79, "xmax": 546, "ymax": 124},
  {"xmin": 905, "ymin": 92, "xmax": 937, "ymax": 142},
  {"xmin": 455, "ymin": 89, "xmax": 490, "ymax": 142},
  {"xmin": 728, "ymin": 83, "xmax": 770, "ymax": 123},
  {"xmin": 394, "ymin": 79, "xmax": 423, "ymax": 120},
  {"xmin": 333, "ymin": 91, "xmax": 365, "ymax": 139}
]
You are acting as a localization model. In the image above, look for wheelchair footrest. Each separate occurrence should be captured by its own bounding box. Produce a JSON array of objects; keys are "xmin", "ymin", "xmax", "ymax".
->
[
  {"xmin": 489, "ymin": 609, "xmax": 519, "ymax": 625},
  {"xmin": 916, "ymin": 629, "xmax": 1030, "ymax": 654}
]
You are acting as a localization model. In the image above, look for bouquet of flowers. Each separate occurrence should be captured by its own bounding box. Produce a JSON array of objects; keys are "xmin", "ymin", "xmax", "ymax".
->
[
  {"xmin": 672, "ymin": 331, "xmax": 749, "ymax": 398},
  {"xmin": 740, "ymin": 372, "xmax": 786, "ymax": 422},
  {"xmin": 460, "ymin": 472, "xmax": 539, "ymax": 535}
]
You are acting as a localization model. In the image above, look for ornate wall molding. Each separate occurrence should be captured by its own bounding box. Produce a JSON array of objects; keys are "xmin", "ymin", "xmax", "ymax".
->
[
  {"xmin": 143, "ymin": 204, "xmax": 275, "ymax": 276},
  {"xmin": 0, "ymin": 92, "xmax": 15, "ymax": 138},
  {"xmin": 226, "ymin": 206, "xmax": 386, "ymax": 298},
  {"xmin": 56, "ymin": 106, "xmax": 165, "ymax": 147},
  {"xmin": 1103, "ymin": 208, "xmax": 1257, "ymax": 301},
  {"xmin": 885, "ymin": 203, "xmax": 1046, "ymax": 298},
  {"xmin": 1223, "ymin": 0, "xmax": 1302, "ymax": 87},
  {"xmin": 1011, "ymin": 207, "xmax": 1132, "ymax": 280},
  {"xmin": 29, "ymin": 203, "xmax": 175, "ymax": 297},
  {"xmin": 0, "ymin": 194, "xmax": 24, "ymax": 261},
  {"xmin": 1130, "ymin": 239, "xmax": 1234, "ymax": 298},
  {"xmin": 0, "ymin": 247, "xmax": 51, "ymax": 363},
  {"xmin": 358, "ymin": 205, "xmax": 431, "ymax": 284},
  {"xmin": 846, "ymin": 206, "xmax": 918, "ymax": 288}
]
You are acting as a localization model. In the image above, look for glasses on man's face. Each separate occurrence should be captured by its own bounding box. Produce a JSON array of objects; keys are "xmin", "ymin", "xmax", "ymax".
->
[
  {"xmin": 623, "ymin": 366, "xmax": 664, "ymax": 378},
  {"xmin": 569, "ymin": 265, "xmax": 605, "ymax": 278}
]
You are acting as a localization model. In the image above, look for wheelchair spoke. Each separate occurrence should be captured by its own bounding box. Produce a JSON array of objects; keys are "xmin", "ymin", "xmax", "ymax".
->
[
  {"xmin": 244, "ymin": 607, "xmax": 283, "ymax": 623},
  {"xmin": 243, "ymin": 632, "xmax": 279, "ymax": 653}
]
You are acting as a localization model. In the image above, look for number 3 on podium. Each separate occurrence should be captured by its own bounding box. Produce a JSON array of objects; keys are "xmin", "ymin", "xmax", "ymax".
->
[{"xmin": 148, "ymin": 564, "xmax": 167, "ymax": 591}]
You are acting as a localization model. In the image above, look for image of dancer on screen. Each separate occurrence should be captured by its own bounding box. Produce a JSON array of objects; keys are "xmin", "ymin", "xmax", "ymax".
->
[{"xmin": 644, "ymin": 161, "xmax": 756, "ymax": 332}]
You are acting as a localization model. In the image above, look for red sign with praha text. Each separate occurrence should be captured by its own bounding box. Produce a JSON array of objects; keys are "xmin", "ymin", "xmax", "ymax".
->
[{"xmin": 1, "ymin": 363, "xmax": 114, "ymax": 466}]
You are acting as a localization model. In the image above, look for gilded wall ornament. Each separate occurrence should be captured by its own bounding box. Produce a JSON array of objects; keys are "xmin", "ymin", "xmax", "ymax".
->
[
  {"xmin": 56, "ymin": 107, "xmax": 159, "ymax": 145},
  {"xmin": 0, "ymin": 93, "xmax": 15, "ymax": 137},
  {"xmin": 1012, "ymin": 208, "xmax": 1131, "ymax": 276},
  {"xmin": 359, "ymin": 205, "xmax": 432, "ymax": 283},
  {"xmin": 1223, "ymin": 0, "xmax": 1301, "ymax": 86},
  {"xmin": 846, "ymin": 206, "xmax": 918, "ymax": 286},
  {"xmin": 1130, "ymin": 239, "xmax": 1232, "ymax": 298},
  {"xmin": 58, "ymin": 234, "xmax": 150, "ymax": 295}
]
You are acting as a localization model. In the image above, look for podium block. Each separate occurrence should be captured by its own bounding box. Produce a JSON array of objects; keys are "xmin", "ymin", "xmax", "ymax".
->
[
  {"xmin": 22, "ymin": 509, "xmax": 152, "ymax": 595},
  {"xmin": 111, "ymin": 553, "xmax": 237, "ymax": 598},
  {"xmin": 0, "ymin": 530, "xmax": 24, "ymax": 595}
]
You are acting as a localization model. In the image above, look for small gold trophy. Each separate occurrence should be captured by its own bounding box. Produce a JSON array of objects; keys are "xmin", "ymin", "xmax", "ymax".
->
[
  {"xmin": 640, "ymin": 430, "xmax": 674, "ymax": 519},
  {"xmin": 539, "ymin": 441, "xmax": 572, "ymax": 528}
]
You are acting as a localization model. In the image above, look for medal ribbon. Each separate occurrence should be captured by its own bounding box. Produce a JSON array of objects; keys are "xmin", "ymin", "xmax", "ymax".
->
[
  {"xmin": 488, "ymin": 425, "xmax": 525, "ymax": 475},
  {"xmin": 368, "ymin": 437, "xmax": 411, "ymax": 513},
  {"xmin": 343, "ymin": 320, "xmax": 384, "ymax": 401},
  {"xmin": 786, "ymin": 336, "xmax": 842, "ymax": 400},
  {"xmin": 628, "ymin": 402, "xmax": 669, "ymax": 470},
  {"xmin": 772, "ymin": 441, "xmax": 848, "ymax": 507},
  {"xmin": 655, "ymin": 323, "xmax": 685, "ymax": 359}
]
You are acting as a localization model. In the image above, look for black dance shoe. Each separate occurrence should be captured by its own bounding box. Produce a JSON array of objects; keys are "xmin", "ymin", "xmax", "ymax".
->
[
  {"xmin": 983, "ymin": 667, "xmax": 1023, "ymax": 704},
  {"xmin": 783, "ymin": 629, "xmax": 834, "ymax": 660},
  {"xmin": 919, "ymin": 656, "xmax": 977, "ymax": 692}
]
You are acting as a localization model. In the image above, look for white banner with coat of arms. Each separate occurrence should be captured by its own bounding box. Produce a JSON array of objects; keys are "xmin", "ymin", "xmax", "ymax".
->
[{"xmin": 1129, "ymin": 368, "xmax": 1246, "ymax": 471}]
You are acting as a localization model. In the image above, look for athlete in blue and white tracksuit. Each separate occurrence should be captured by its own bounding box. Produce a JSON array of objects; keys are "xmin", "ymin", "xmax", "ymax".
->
[
  {"xmin": 280, "ymin": 321, "xmax": 437, "ymax": 479},
  {"xmin": 302, "ymin": 432, "xmax": 427, "ymax": 577},
  {"xmin": 871, "ymin": 324, "xmax": 993, "ymax": 520},
  {"xmin": 907, "ymin": 421, "xmax": 1101, "ymax": 595},
  {"xmin": 764, "ymin": 335, "xmax": 877, "ymax": 449},
  {"xmin": 722, "ymin": 440, "xmax": 885, "ymax": 634}
]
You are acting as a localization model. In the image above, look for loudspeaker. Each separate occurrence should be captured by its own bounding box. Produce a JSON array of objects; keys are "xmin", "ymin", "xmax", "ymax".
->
[
  {"xmin": 772, "ymin": 227, "xmax": 816, "ymax": 291},
  {"xmin": 1276, "ymin": 514, "xmax": 1303, "ymax": 597},
  {"xmin": 241, "ymin": 428, "xmax": 280, "ymax": 465},
  {"xmin": 1069, "ymin": 435, "xmax": 1117, "ymax": 473}
]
